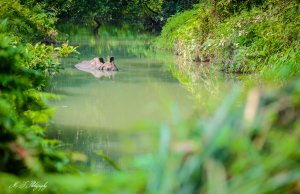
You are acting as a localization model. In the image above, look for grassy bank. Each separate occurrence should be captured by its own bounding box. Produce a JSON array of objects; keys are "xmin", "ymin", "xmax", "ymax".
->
[
  {"xmin": 158, "ymin": 0, "xmax": 299, "ymax": 79},
  {"xmin": 152, "ymin": 1, "xmax": 300, "ymax": 193}
]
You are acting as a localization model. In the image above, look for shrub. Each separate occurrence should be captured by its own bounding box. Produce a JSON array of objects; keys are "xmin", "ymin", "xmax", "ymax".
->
[
  {"xmin": 159, "ymin": 0, "xmax": 300, "ymax": 77},
  {"xmin": 0, "ymin": 0, "xmax": 57, "ymax": 42},
  {"xmin": 0, "ymin": 4, "xmax": 77, "ymax": 174}
]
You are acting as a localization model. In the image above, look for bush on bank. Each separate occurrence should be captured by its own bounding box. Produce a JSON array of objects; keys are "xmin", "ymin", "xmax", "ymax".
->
[
  {"xmin": 159, "ymin": 0, "xmax": 300, "ymax": 78},
  {"xmin": 0, "ymin": 0, "xmax": 77, "ymax": 175}
]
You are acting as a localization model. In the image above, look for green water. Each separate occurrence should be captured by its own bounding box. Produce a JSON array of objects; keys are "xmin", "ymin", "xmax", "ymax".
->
[{"xmin": 47, "ymin": 27, "xmax": 197, "ymax": 171}]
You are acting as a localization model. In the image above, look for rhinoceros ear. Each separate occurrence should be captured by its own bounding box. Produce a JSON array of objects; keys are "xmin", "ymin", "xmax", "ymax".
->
[
  {"xmin": 110, "ymin": 56, "xmax": 115, "ymax": 62},
  {"xmin": 99, "ymin": 57, "xmax": 105, "ymax": 63}
]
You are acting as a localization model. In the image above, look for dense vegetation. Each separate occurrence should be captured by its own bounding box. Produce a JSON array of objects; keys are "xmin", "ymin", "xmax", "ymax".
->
[
  {"xmin": 0, "ymin": 0, "xmax": 77, "ymax": 175},
  {"xmin": 155, "ymin": 1, "xmax": 300, "ymax": 193},
  {"xmin": 1, "ymin": 0, "xmax": 300, "ymax": 194},
  {"xmin": 159, "ymin": 0, "xmax": 299, "ymax": 77},
  {"xmin": 23, "ymin": 0, "xmax": 198, "ymax": 32}
]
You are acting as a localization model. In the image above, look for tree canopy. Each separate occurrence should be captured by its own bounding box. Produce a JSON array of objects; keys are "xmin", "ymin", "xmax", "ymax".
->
[{"xmin": 22, "ymin": 0, "xmax": 199, "ymax": 31}]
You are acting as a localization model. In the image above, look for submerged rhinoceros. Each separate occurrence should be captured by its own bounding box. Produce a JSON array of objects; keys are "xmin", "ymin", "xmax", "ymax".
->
[{"xmin": 74, "ymin": 56, "xmax": 118, "ymax": 78}]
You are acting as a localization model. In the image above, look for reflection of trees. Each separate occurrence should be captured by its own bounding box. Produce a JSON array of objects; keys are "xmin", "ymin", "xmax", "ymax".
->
[
  {"xmin": 62, "ymin": 26, "xmax": 157, "ymax": 59},
  {"xmin": 169, "ymin": 57, "xmax": 235, "ymax": 111}
]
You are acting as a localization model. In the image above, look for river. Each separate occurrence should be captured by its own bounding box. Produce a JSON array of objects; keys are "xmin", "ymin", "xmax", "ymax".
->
[{"xmin": 47, "ymin": 27, "xmax": 198, "ymax": 172}]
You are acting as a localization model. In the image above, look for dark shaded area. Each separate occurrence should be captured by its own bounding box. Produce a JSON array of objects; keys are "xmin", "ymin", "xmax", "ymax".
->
[{"xmin": 23, "ymin": 0, "xmax": 200, "ymax": 33}]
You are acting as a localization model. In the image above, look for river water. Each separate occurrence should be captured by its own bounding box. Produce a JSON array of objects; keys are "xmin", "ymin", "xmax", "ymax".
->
[{"xmin": 47, "ymin": 27, "xmax": 197, "ymax": 171}]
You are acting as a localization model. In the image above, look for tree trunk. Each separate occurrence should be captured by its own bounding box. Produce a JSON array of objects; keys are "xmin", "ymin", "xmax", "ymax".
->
[{"xmin": 93, "ymin": 16, "xmax": 102, "ymax": 41}]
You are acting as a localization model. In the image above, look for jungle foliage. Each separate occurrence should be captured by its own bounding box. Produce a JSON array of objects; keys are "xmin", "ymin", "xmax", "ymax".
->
[
  {"xmin": 154, "ymin": 1, "xmax": 300, "ymax": 192},
  {"xmin": 22, "ymin": 0, "xmax": 199, "ymax": 32},
  {"xmin": 159, "ymin": 0, "xmax": 300, "ymax": 77},
  {"xmin": 0, "ymin": 0, "xmax": 300, "ymax": 194},
  {"xmin": 0, "ymin": 0, "xmax": 77, "ymax": 175}
]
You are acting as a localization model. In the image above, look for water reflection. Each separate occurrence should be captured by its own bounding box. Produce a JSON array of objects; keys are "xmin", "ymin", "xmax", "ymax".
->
[{"xmin": 90, "ymin": 70, "xmax": 116, "ymax": 79}]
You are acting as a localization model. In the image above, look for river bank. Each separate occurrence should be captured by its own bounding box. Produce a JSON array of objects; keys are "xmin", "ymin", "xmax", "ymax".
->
[{"xmin": 158, "ymin": 0, "xmax": 299, "ymax": 79}]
